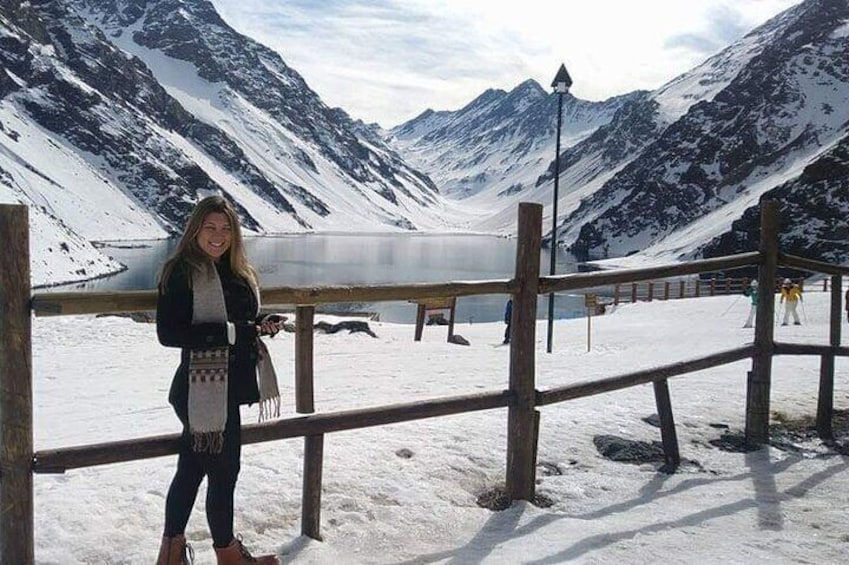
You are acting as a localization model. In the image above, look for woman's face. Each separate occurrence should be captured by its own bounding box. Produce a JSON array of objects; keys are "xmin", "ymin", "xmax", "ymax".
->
[{"xmin": 196, "ymin": 212, "xmax": 232, "ymax": 260}]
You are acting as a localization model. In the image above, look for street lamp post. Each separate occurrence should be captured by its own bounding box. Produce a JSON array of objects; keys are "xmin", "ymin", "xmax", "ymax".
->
[{"xmin": 547, "ymin": 63, "xmax": 572, "ymax": 354}]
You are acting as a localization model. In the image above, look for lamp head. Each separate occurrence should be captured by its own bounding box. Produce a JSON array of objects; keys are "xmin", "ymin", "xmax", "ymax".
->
[{"xmin": 551, "ymin": 63, "xmax": 573, "ymax": 93}]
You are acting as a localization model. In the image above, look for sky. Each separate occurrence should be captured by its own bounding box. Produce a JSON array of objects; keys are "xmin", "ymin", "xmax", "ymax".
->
[
  {"xmin": 209, "ymin": 0, "xmax": 803, "ymax": 128},
  {"xmin": 31, "ymin": 283, "xmax": 849, "ymax": 563}
]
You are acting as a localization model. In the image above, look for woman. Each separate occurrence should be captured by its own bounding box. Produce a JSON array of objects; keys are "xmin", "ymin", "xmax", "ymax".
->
[{"xmin": 155, "ymin": 196, "xmax": 282, "ymax": 565}]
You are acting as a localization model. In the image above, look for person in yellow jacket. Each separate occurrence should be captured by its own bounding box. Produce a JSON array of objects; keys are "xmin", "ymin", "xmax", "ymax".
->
[{"xmin": 780, "ymin": 278, "xmax": 803, "ymax": 325}]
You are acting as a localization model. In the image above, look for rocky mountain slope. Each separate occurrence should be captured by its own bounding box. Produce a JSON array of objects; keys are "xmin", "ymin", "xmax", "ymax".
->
[
  {"xmin": 0, "ymin": 0, "xmax": 452, "ymax": 285},
  {"xmin": 391, "ymin": 0, "xmax": 849, "ymax": 267}
]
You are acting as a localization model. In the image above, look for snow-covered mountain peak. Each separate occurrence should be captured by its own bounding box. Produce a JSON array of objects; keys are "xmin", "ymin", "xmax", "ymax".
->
[{"xmin": 388, "ymin": 0, "xmax": 848, "ymax": 267}]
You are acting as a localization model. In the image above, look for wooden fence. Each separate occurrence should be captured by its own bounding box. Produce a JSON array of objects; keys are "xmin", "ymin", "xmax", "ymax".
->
[
  {"xmin": 1, "ymin": 200, "xmax": 848, "ymax": 563},
  {"xmin": 612, "ymin": 276, "xmax": 807, "ymax": 304}
]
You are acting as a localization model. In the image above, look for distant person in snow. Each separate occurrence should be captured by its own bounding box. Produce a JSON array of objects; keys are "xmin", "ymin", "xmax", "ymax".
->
[
  {"xmin": 780, "ymin": 278, "xmax": 803, "ymax": 326},
  {"xmin": 742, "ymin": 279, "xmax": 758, "ymax": 328},
  {"xmin": 503, "ymin": 298, "xmax": 513, "ymax": 344},
  {"xmin": 155, "ymin": 196, "xmax": 281, "ymax": 565}
]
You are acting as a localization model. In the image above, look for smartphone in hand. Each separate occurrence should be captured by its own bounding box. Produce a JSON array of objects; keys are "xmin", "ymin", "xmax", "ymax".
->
[{"xmin": 260, "ymin": 313, "xmax": 287, "ymax": 337}]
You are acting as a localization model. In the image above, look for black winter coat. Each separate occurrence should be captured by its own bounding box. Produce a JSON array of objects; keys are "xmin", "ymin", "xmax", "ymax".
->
[{"xmin": 157, "ymin": 259, "xmax": 263, "ymax": 419}]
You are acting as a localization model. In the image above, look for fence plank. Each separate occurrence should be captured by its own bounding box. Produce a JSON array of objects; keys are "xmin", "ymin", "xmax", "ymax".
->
[
  {"xmin": 537, "ymin": 346, "xmax": 754, "ymax": 406},
  {"xmin": 34, "ymin": 391, "xmax": 513, "ymax": 472},
  {"xmin": 653, "ymin": 379, "xmax": 680, "ymax": 470},
  {"xmin": 32, "ymin": 280, "xmax": 512, "ymax": 317},
  {"xmin": 746, "ymin": 200, "xmax": 778, "ymax": 445},
  {"xmin": 294, "ymin": 305, "xmax": 323, "ymax": 538},
  {"xmin": 301, "ymin": 434, "xmax": 324, "ymax": 540},
  {"xmin": 817, "ymin": 275, "xmax": 842, "ymax": 438},
  {"xmin": 0, "ymin": 205, "xmax": 34, "ymax": 564},
  {"xmin": 295, "ymin": 306, "xmax": 316, "ymax": 414},
  {"xmin": 414, "ymin": 304, "xmax": 426, "ymax": 341},
  {"xmin": 780, "ymin": 253, "xmax": 849, "ymax": 276},
  {"xmin": 507, "ymin": 203, "xmax": 542, "ymax": 501},
  {"xmin": 774, "ymin": 343, "xmax": 849, "ymax": 357}
]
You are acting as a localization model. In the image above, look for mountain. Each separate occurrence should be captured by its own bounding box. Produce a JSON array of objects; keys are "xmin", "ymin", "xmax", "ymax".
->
[
  {"xmin": 0, "ymin": 0, "xmax": 452, "ymax": 286},
  {"xmin": 388, "ymin": 80, "xmax": 640, "ymax": 225},
  {"xmin": 390, "ymin": 0, "xmax": 849, "ymax": 267}
]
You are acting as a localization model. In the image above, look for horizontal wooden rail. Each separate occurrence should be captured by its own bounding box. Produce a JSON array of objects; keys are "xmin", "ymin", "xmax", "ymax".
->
[
  {"xmin": 540, "ymin": 252, "xmax": 761, "ymax": 294},
  {"xmin": 780, "ymin": 253, "xmax": 849, "ymax": 276},
  {"xmin": 536, "ymin": 345, "xmax": 755, "ymax": 406},
  {"xmin": 33, "ymin": 390, "xmax": 512, "ymax": 473},
  {"xmin": 31, "ymin": 289, "xmax": 156, "ymax": 317},
  {"xmin": 773, "ymin": 342, "xmax": 849, "ymax": 357},
  {"xmin": 32, "ymin": 280, "xmax": 513, "ymax": 316},
  {"xmin": 31, "ymin": 280, "xmax": 513, "ymax": 317}
]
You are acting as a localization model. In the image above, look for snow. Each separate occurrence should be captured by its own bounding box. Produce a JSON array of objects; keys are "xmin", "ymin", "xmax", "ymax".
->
[
  {"xmin": 0, "ymin": 97, "xmax": 167, "ymax": 285},
  {"xmin": 31, "ymin": 287, "xmax": 849, "ymax": 563}
]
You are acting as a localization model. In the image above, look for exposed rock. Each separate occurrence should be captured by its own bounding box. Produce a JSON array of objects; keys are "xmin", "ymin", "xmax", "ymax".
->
[
  {"xmin": 592, "ymin": 434, "xmax": 665, "ymax": 464},
  {"xmin": 448, "ymin": 334, "xmax": 470, "ymax": 346},
  {"xmin": 314, "ymin": 320, "xmax": 377, "ymax": 338}
]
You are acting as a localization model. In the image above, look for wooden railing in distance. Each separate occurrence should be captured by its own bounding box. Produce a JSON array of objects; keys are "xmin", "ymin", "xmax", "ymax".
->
[
  {"xmin": 539, "ymin": 252, "xmax": 760, "ymax": 295},
  {"xmin": 611, "ymin": 276, "xmax": 806, "ymax": 305}
]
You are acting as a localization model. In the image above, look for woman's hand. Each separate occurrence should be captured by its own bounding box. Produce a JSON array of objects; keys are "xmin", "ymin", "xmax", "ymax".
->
[
  {"xmin": 258, "ymin": 314, "xmax": 287, "ymax": 338},
  {"xmin": 257, "ymin": 320, "xmax": 280, "ymax": 337}
]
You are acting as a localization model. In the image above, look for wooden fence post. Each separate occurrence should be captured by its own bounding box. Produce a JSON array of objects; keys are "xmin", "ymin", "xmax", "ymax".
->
[
  {"xmin": 647, "ymin": 281, "xmax": 654, "ymax": 302},
  {"xmin": 413, "ymin": 304, "xmax": 426, "ymax": 341},
  {"xmin": 653, "ymin": 379, "xmax": 680, "ymax": 470},
  {"xmin": 746, "ymin": 200, "xmax": 778, "ymax": 445},
  {"xmin": 295, "ymin": 305, "xmax": 323, "ymax": 539},
  {"xmin": 614, "ymin": 284, "xmax": 620, "ymax": 305},
  {"xmin": 679, "ymin": 280, "xmax": 686, "ymax": 299},
  {"xmin": 631, "ymin": 282, "xmax": 637, "ymax": 303},
  {"xmin": 447, "ymin": 298, "xmax": 456, "ymax": 342},
  {"xmin": 295, "ymin": 306, "xmax": 315, "ymax": 414},
  {"xmin": 816, "ymin": 275, "xmax": 842, "ymax": 438},
  {"xmin": 0, "ymin": 204, "xmax": 34, "ymax": 564},
  {"xmin": 506, "ymin": 203, "xmax": 541, "ymax": 502}
]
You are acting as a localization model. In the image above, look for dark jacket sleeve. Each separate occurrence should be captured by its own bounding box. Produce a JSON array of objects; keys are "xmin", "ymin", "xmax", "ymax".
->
[{"xmin": 156, "ymin": 262, "xmax": 231, "ymax": 349}]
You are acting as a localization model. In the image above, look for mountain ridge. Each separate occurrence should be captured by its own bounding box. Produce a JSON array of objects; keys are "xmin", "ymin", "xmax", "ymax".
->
[
  {"xmin": 389, "ymin": 0, "xmax": 848, "ymax": 268},
  {"xmin": 0, "ymin": 0, "xmax": 458, "ymax": 286}
]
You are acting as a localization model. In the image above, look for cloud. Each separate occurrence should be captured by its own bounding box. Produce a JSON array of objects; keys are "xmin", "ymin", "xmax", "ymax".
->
[
  {"xmin": 209, "ymin": 0, "xmax": 803, "ymax": 127},
  {"xmin": 664, "ymin": 5, "xmax": 753, "ymax": 56}
]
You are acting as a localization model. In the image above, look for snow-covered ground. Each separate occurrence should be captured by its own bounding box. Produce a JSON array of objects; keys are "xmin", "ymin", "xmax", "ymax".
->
[{"xmin": 31, "ymin": 289, "xmax": 849, "ymax": 563}]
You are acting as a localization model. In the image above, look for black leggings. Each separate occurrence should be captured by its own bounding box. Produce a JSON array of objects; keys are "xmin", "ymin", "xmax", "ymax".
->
[{"xmin": 164, "ymin": 402, "xmax": 241, "ymax": 547}]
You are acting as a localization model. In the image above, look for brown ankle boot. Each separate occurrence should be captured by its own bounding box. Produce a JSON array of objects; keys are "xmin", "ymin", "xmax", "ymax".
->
[
  {"xmin": 214, "ymin": 535, "xmax": 279, "ymax": 565},
  {"xmin": 156, "ymin": 534, "xmax": 194, "ymax": 564}
]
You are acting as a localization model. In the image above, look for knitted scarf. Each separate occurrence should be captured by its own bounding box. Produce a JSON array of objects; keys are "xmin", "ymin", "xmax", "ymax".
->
[{"xmin": 188, "ymin": 264, "xmax": 280, "ymax": 454}]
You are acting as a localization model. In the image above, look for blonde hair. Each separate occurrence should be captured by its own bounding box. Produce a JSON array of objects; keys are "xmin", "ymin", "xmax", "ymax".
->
[{"xmin": 158, "ymin": 195, "xmax": 258, "ymax": 291}]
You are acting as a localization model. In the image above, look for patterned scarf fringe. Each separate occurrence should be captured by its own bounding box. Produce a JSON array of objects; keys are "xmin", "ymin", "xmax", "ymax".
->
[
  {"xmin": 259, "ymin": 396, "xmax": 281, "ymax": 422},
  {"xmin": 192, "ymin": 430, "xmax": 225, "ymax": 454}
]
